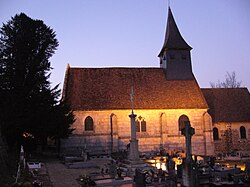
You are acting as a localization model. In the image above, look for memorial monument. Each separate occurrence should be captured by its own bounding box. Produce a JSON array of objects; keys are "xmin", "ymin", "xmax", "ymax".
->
[
  {"xmin": 128, "ymin": 87, "xmax": 139, "ymax": 161},
  {"xmin": 124, "ymin": 87, "xmax": 149, "ymax": 177}
]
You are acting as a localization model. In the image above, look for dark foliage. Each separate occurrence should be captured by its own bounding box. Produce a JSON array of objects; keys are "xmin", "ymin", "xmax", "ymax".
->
[{"xmin": 0, "ymin": 13, "xmax": 74, "ymax": 150}]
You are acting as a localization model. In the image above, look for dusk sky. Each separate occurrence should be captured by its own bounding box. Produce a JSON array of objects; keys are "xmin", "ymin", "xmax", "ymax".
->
[{"xmin": 1, "ymin": 0, "xmax": 250, "ymax": 90}]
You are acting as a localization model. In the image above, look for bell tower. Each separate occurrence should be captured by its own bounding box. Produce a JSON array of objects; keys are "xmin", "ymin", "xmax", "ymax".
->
[{"xmin": 158, "ymin": 7, "xmax": 194, "ymax": 80}]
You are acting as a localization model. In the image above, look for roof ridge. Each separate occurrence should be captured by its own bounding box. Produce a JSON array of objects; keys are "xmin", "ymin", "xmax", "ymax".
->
[
  {"xmin": 201, "ymin": 87, "xmax": 248, "ymax": 90},
  {"xmin": 69, "ymin": 67, "xmax": 162, "ymax": 69}
]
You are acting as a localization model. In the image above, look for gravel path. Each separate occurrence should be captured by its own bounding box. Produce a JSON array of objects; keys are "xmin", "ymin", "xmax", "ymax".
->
[
  {"xmin": 46, "ymin": 160, "xmax": 80, "ymax": 187},
  {"xmin": 45, "ymin": 159, "xmax": 108, "ymax": 187}
]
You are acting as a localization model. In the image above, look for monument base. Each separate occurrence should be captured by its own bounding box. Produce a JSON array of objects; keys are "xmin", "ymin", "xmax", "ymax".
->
[{"xmin": 129, "ymin": 139, "xmax": 139, "ymax": 161}]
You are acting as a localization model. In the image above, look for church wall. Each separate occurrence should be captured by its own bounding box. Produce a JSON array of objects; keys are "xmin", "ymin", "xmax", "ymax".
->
[
  {"xmin": 61, "ymin": 108, "xmax": 214, "ymax": 156},
  {"xmin": 213, "ymin": 122, "xmax": 250, "ymax": 155},
  {"xmin": 160, "ymin": 110, "xmax": 214, "ymax": 155}
]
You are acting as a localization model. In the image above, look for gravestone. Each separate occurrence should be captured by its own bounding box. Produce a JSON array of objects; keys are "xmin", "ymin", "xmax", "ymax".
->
[{"xmin": 181, "ymin": 121, "xmax": 199, "ymax": 187}]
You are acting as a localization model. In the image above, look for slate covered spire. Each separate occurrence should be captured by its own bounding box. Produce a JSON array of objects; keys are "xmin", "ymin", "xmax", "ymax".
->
[
  {"xmin": 158, "ymin": 7, "xmax": 192, "ymax": 57},
  {"xmin": 159, "ymin": 7, "xmax": 194, "ymax": 80}
]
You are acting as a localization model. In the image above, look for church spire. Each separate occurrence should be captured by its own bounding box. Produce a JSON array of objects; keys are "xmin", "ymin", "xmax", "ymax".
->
[
  {"xmin": 158, "ymin": 7, "xmax": 194, "ymax": 80},
  {"xmin": 158, "ymin": 7, "xmax": 192, "ymax": 57}
]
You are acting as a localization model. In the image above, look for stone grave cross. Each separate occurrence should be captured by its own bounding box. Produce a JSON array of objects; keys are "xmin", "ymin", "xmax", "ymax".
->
[
  {"xmin": 181, "ymin": 121, "xmax": 197, "ymax": 187},
  {"xmin": 181, "ymin": 121, "xmax": 195, "ymax": 161}
]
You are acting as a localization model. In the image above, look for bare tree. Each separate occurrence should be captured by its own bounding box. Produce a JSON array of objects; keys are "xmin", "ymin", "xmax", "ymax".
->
[{"xmin": 210, "ymin": 71, "xmax": 242, "ymax": 88}]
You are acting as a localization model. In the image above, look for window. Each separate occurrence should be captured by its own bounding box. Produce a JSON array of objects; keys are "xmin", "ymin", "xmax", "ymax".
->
[
  {"xmin": 163, "ymin": 55, "xmax": 166, "ymax": 61},
  {"xmin": 85, "ymin": 116, "xmax": 93, "ymax": 131},
  {"xmin": 240, "ymin": 126, "xmax": 246, "ymax": 139},
  {"xmin": 213, "ymin": 127, "xmax": 219, "ymax": 141},
  {"xmin": 178, "ymin": 115, "xmax": 189, "ymax": 131},
  {"xmin": 136, "ymin": 120, "xmax": 140, "ymax": 132},
  {"xmin": 110, "ymin": 114, "xmax": 118, "ymax": 134},
  {"xmin": 141, "ymin": 120, "xmax": 147, "ymax": 132},
  {"xmin": 136, "ymin": 116, "xmax": 147, "ymax": 132}
]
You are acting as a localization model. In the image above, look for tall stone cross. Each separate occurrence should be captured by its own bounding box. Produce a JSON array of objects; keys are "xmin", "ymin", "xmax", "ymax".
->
[
  {"xmin": 181, "ymin": 121, "xmax": 195, "ymax": 161},
  {"xmin": 130, "ymin": 86, "xmax": 135, "ymax": 114},
  {"xmin": 129, "ymin": 86, "xmax": 136, "ymax": 141},
  {"xmin": 181, "ymin": 121, "xmax": 196, "ymax": 187},
  {"xmin": 129, "ymin": 86, "xmax": 139, "ymax": 160}
]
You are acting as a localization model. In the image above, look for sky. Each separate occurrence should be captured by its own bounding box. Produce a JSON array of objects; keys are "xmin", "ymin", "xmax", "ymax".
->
[{"xmin": 1, "ymin": 0, "xmax": 250, "ymax": 91}]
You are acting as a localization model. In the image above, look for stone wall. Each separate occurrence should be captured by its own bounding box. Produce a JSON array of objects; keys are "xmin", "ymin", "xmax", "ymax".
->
[
  {"xmin": 213, "ymin": 122, "xmax": 250, "ymax": 154},
  {"xmin": 61, "ymin": 109, "xmax": 214, "ymax": 156}
]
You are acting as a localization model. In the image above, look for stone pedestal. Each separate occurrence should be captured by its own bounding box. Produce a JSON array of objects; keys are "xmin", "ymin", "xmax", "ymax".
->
[
  {"xmin": 129, "ymin": 139, "xmax": 139, "ymax": 161},
  {"xmin": 117, "ymin": 112, "xmax": 149, "ymax": 178}
]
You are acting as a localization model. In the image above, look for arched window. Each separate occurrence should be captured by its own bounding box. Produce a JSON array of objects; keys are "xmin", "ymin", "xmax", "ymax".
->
[
  {"xmin": 240, "ymin": 126, "xmax": 246, "ymax": 139},
  {"xmin": 178, "ymin": 115, "xmax": 189, "ymax": 131},
  {"xmin": 136, "ymin": 120, "xmax": 140, "ymax": 132},
  {"xmin": 141, "ymin": 120, "xmax": 146, "ymax": 132},
  {"xmin": 110, "ymin": 114, "xmax": 118, "ymax": 134},
  {"xmin": 110, "ymin": 114, "xmax": 118, "ymax": 153},
  {"xmin": 85, "ymin": 116, "xmax": 93, "ymax": 131},
  {"xmin": 213, "ymin": 127, "xmax": 219, "ymax": 141},
  {"xmin": 135, "ymin": 116, "xmax": 147, "ymax": 132}
]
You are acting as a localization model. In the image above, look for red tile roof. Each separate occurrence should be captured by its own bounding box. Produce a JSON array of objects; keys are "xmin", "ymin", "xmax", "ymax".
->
[
  {"xmin": 202, "ymin": 88, "xmax": 250, "ymax": 123},
  {"xmin": 63, "ymin": 67, "xmax": 208, "ymax": 110}
]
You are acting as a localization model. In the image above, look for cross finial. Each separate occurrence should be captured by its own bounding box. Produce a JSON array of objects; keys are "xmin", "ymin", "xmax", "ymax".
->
[{"xmin": 130, "ymin": 86, "xmax": 134, "ymax": 113}]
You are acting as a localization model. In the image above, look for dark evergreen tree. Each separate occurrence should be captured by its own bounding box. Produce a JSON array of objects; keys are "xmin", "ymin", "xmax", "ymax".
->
[{"xmin": 0, "ymin": 13, "xmax": 74, "ymax": 150}]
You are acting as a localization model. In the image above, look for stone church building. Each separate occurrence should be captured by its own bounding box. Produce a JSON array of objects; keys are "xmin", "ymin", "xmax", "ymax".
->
[
  {"xmin": 61, "ymin": 8, "xmax": 250, "ymax": 156},
  {"xmin": 202, "ymin": 88, "xmax": 250, "ymax": 155}
]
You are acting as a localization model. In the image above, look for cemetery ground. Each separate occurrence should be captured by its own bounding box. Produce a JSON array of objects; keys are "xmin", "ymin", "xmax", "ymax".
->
[
  {"xmin": 15, "ymin": 155, "xmax": 109, "ymax": 186},
  {"xmin": 5, "ymin": 150, "xmax": 250, "ymax": 186},
  {"xmin": 12, "ymin": 152, "xmax": 136, "ymax": 187}
]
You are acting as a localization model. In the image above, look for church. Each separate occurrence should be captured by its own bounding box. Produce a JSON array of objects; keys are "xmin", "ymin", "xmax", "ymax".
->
[{"xmin": 61, "ymin": 8, "xmax": 250, "ymax": 157}]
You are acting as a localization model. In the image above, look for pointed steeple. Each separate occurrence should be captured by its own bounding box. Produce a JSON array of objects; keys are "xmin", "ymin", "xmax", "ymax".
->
[
  {"xmin": 158, "ymin": 7, "xmax": 192, "ymax": 57},
  {"xmin": 158, "ymin": 7, "xmax": 194, "ymax": 80}
]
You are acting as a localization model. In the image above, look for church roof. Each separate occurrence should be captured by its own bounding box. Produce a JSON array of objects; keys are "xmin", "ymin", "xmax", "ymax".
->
[
  {"xmin": 202, "ymin": 88, "xmax": 250, "ymax": 123},
  {"xmin": 63, "ymin": 67, "xmax": 208, "ymax": 110},
  {"xmin": 158, "ymin": 7, "xmax": 192, "ymax": 57}
]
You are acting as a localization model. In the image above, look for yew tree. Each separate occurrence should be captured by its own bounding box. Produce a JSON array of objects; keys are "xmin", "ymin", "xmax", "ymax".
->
[{"xmin": 0, "ymin": 13, "xmax": 74, "ymax": 150}]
